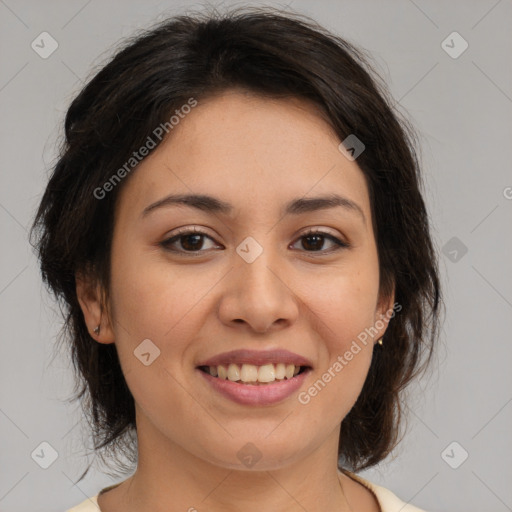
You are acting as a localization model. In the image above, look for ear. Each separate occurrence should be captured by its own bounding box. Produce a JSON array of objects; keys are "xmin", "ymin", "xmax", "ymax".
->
[
  {"xmin": 76, "ymin": 270, "xmax": 115, "ymax": 344},
  {"xmin": 373, "ymin": 282, "xmax": 397, "ymax": 345}
]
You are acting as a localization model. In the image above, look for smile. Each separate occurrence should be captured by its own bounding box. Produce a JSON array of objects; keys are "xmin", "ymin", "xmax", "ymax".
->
[
  {"xmin": 198, "ymin": 363, "xmax": 309, "ymax": 384},
  {"xmin": 195, "ymin": 349, "xmax": 313, "ymax": 405},
  {"xmin": 197, "ymin": 364, "xmax": 312, "ymax": 406}
]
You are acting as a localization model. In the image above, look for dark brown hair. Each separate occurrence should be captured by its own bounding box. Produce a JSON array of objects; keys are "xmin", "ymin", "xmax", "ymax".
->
[{"xmin": 30, "ymin": 5, "xmax": 442, "ymax": 481}]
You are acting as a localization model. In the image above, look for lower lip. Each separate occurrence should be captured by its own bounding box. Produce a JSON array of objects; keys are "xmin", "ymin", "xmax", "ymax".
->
[{"xmin": 197, "ymin": 368, "xmax": 311, "ymax": 406}]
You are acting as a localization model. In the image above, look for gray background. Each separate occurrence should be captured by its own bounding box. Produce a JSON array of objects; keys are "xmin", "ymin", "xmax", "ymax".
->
[{"xmin": 1, "ymin": 0, "xmax": 511, "ymax": 511}]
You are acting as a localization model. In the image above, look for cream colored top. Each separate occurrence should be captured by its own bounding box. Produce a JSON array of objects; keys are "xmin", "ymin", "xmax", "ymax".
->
[{"xmin": 66, "ymin": 471, "xmax": 427, "ymax": 512}]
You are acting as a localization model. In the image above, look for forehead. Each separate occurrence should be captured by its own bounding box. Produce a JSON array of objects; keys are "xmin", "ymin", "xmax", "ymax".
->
[{"xmin": 116, "ymin": 90, "xmax": 372, "ymax": 224}]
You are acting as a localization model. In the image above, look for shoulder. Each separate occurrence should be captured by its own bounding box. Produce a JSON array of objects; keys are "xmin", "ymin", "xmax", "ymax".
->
[
  {"xmin": 65, "ymin": 495, "xmax": 99, "ymax": 512},
  {"xmin": 66, "ymin": 481, "xmax": 121, "ymax": 511},
  {"xmin": 343, "ymin": 470, "xmax": 429, "ymax": 512},
  {"xmin": 67, "ymin": 475, "xmax": 429, "ymax": 512}
]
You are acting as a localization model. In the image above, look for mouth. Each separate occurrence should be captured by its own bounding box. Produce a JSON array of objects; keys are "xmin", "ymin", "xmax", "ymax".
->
[
  {"xmin": 197, "ymin": 363, "xmax": 311, "ymax": 385},
  {"xmin": 195, "ymin": 349, "xmax": 313, "ymax": 405}
]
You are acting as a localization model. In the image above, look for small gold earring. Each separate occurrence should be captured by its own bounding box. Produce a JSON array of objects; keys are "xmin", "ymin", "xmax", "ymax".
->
[
  {"xmin": 377, "ymin": 338, "xmax": 383, "ymax": 346},
  {"xmin": 93, "ymin": 325, "xmax": 100, "ymax": 335}
]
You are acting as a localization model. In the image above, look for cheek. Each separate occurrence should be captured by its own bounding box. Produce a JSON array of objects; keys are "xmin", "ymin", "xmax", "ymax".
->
[
  {"xmin": 299, "ymin": 278, "xmax": 376, "ymax": 423},
  {"xmin": 297, "ymin": 257, "xmax": 379, "ymax": 406},
  {"xmin": 109, "ymin": 246, "xmax": 214, "ymax": 338},
  {"xmin": 107, "ymin": 262, "xmax": 199, "ymax": 414},
  {"xmin": 305, "ymin": 260, "xmax": 380, "ymax": 341},
  {"xmin": 107, "ymin": 254, "xmax": 229, "ymax": 397}
]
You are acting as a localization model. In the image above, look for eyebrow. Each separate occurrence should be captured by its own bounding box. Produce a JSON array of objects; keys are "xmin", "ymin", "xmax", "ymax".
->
[{"xmin": 141, "ymin": 193, "xmax": 366, "ymax": 223}]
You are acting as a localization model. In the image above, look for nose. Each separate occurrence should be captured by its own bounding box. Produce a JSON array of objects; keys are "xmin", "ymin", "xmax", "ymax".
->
[{"xmin": 217, "ymin": 247, "xmax": 299, "ymax": 334}]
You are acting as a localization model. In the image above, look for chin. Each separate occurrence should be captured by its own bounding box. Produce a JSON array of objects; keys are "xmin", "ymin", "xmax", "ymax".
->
[{"xmin": 194, "ymin": 436, "xmax": 311, "ymax": 472}]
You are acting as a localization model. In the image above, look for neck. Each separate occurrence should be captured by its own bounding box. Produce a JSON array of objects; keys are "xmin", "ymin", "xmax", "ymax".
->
[{"xmin": 107, "ymin": 413, "xmax": 355, "ymax": 512}]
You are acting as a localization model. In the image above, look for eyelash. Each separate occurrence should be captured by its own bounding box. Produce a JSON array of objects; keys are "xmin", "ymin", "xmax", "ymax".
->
[{"xmin": 159, "ymin": 227, "xmax": 350, "ymax": 256}]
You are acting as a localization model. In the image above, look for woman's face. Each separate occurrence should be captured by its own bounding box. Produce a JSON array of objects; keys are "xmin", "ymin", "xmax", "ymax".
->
[{"xmin": 90, "ymin": 90, "xmax": 393, "ymax": 470}]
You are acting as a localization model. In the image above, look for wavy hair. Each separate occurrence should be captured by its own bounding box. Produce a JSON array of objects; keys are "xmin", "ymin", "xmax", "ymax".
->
[{"xmin": 30, "ymin": 5, "xmax": 442, "ymax": 481}]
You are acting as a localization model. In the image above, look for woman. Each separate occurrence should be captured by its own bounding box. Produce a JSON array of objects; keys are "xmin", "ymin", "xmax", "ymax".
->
[{"xmin": 30, "ymin": 6, "xmax": 442, "ymax": 512}]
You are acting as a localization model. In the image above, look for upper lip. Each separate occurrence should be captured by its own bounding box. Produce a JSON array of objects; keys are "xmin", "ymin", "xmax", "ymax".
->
[{"xmin": 196, "ymin": 349, "xmax": 313, "ymax": 368}]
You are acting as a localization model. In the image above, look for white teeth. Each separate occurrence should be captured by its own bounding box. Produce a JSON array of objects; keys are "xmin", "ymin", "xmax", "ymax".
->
[
  {"xmin": 217, "ymin": 364, "xmax": 228, "ymax": 380},
  {"xmin": 240, "ymin": 363, "xmax": 258, "ymax": 383},
  {"xmin": 227, "ymin": 363, "xmax": 240, "ymax": 381},
  {"xmin": 258, "ymin": 364, "xmax": 276, "ymax": 383},
  {"xmin": 205, "ymin": 362, "xmax": 304, "ymax": 383},
  {"xmin": 275, "ymin": 363, "xmax": 286, "ymax": 380},
  {"xmin": 285, "ymin": 364, "xmax": 295, "ymax": 379}
]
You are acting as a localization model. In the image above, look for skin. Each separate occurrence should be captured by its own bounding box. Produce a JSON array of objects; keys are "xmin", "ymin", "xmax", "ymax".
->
[{"xmin": 77, "ymin": 89, "xmax": 394, "ymax": 512}]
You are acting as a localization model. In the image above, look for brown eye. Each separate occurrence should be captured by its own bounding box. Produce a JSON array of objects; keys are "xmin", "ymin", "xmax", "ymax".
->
[
  {"xmin": 292, "ymin": 229, "xmax": 349, "ymax": 253},
  {"xmin": 160, "ymin": 228, "xmax": 220, "ymax": 254},
  {"xmin": 160, "ymin": 227, "xmax": 349, "ymax": 256}
]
